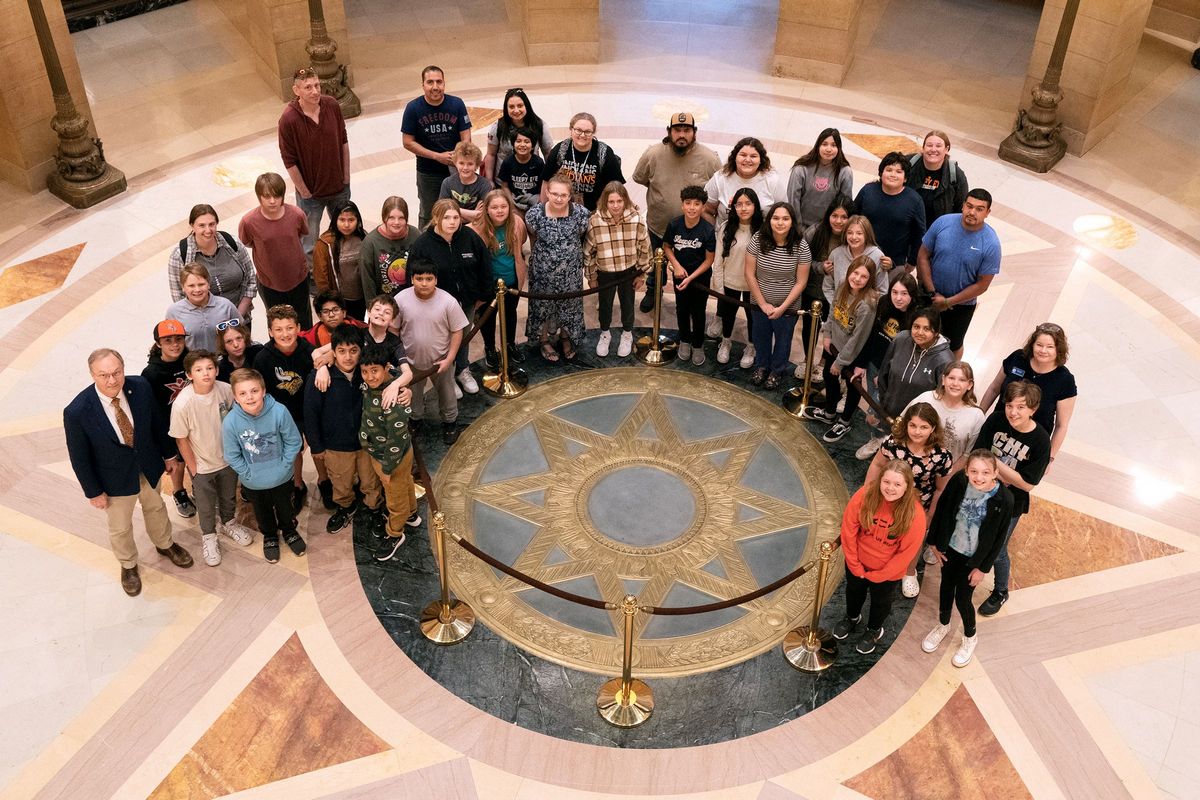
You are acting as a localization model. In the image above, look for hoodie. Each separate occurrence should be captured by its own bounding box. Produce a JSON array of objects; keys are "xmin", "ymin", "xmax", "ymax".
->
[
  {"xmin": 877, "ymin": 331, "xmax": 953, "ymax": 417},
  {"xmin": 222, "ymin": 394, "xmax": 302, "ymax": 490},
  {"xmin": 407, "ymin": 226, "xmax": 493, "ymax": 305},
  {"xmin": 840, "ymin": 486, "xmax": 925, "ymax": 582},
  {"xmin": 141, "ymin": 348, "xmax": 190, "ymax": 416}
]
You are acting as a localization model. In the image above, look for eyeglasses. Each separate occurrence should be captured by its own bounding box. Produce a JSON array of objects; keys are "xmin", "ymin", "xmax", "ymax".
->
[
  {"xmin": 570, "ymin": 128, "xmax": 595, "ymax": 137},
  {"xmin": 217, "ymin": 318, "xmax": 241, "ymax": 331},
  {"xmin": 319, "ymin": 306, "xmax": 345, "ymax": 316}
]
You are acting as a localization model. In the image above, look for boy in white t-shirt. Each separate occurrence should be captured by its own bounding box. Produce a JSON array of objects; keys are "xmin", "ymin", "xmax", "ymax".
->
[{"xmin": 170, "ymin": 350, "xmax": 255, "ymax": 566}]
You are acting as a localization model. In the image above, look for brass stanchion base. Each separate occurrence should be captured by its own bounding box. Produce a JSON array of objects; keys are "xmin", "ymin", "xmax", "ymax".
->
[
  {"xmin": 781, "ymin": 387, "xmax": 810, "ymax": 418},
  {"xmin": 482, "ymin": 367, "xmax": 529, "ymax": 398},
  {"xmin": 414, "ymin": 482, "xmax": 426, "ymax": 501},
  {"xmin": 634, "ymin": 336, "xmax": 677, "ymax": 365},
  {"xmin": 420, "ymin": 599, "xmax": 476, "ymax": 644},
  {"xmin": 782, "ymin": 627, "xmax": 836, "ymax": 672},
  {"xmin": 596, "ymin": 678, "xmax": 654, "ymax": 727}
]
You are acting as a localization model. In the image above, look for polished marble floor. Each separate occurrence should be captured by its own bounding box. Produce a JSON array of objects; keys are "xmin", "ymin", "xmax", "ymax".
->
[{"xmin": 1, "ymin": 0, "xmax": 1200, "ymax": 797}]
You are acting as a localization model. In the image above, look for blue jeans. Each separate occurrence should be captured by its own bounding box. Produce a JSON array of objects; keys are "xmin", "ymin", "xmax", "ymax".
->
[
  {"xmin": 990, "ymin": 516, "xmax": 1022, "ymax": 595},
  {"xmin": 297, "ymin": 185, "xmax": 351, "ymax": 262},
  {"xmin": 750, "ymin": 307, "xmax": 797, "ymax": 374}
]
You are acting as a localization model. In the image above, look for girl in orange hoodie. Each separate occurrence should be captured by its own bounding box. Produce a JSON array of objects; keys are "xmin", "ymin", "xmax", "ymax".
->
[{"xmin": 833, "ymin": 459, "xmax": 926, "ymax": 654}]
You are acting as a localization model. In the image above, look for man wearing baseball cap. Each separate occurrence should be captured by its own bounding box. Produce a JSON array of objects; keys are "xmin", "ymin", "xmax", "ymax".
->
[{"xmin": 633, "ymin": 111, "xmax": 721, "ymax": 312}]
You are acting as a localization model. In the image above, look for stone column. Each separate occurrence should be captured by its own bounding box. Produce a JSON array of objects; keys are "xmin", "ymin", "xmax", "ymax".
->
[
  {"xmin": 522, "ymin": 0, "xmax": 598, "ymax": 65},
  {"xmin": 1021, "ymin": 0, "xmax": 1155, "ymax": 155},
  {"xmin": 0, "ymin": 0, "xmax": 96, "ymax": 192},
  {"xmin": 231, "ymin": 0, "xmax": 351, "ymax": 100},
  {"xmin": 1146, "ymin": 0, "xmax": 1200, "ymax": 44},
  {"xmin": 772, "ymin": 0, "xmax": 863, "ymax": 85}
]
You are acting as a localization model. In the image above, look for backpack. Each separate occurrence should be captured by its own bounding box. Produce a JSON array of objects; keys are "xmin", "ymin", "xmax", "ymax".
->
[
  {"xmin": 554, "ymin": 139, "xmax": 609, "ymax": 188},
  {"xmin": 909, "ymin": 153, "xmax": 957, "ymax": 189},
  {"xmin": 179, "ymin": 231, "xmax": 239, "ymax": 264}
]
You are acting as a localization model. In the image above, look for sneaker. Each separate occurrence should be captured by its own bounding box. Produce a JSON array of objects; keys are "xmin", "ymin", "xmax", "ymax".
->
[
  {"xmin": 454, "ymin": 382, "xmax": 463, "ymax": 400},
  {"xmin": 318, "ymin": 479, "xmax": 335, "ymax": 510},
  {"xmin": 801, "ymin": 407, "xmax": 836, "ymax": 423},
  {"xmin": 327, "ymin": 505, "xmax": 355, "ymax": 534},
  {"xmin": 442, "ymin": 422, "xmax": 460, "ymax": 445},
  {"xmin": 221, "ymin": 520, "xmax": 254, "ymax": 546},
  {"xmin": 173, "ymin": 490, "xmax": 197, "ymax": 518},
  {"xmin": 832, "ymin": 615, "xmax": 861, "ymax": 641},
  {"xmin": 375, "ymin": 532, "xmax": 406, "ymax": 561},
  {"xmin": 750, "ymin": 367, "xmax": 767, "ymax": 386},
  {"xmin": 952, "ymin": 634, "xmax": 978, "ymax": 667},
  {"xmin": 201, "ymin": 533, "xmax": 221, "ymax": 566},
  {"xmin": 263, "ymin": 535, "xmax": 280, "ymax": 563},
  {"xmin": 457, "ymin": 368, "xmax": 479, "ymax": 395},
  {"xmin": 678, "ymin": 342, "xmax": 692, "ymax": 361},
  {"xmin": 739, "ymin": 344, "xmax": 755, "ymax": 369},
  {"xmin": 484, "ymin": 348, "xmax": 499, "ymax": 369},
  {"xmin": 507, "ymin": 343, "xmax": 525, "ymax": 364},
  {"xmin": 823, "ymin": 421, "xmax": 852, "ymax": 442},
  {"xmin": 922, "ymin": 545, "xmax": 939, "ymax": 565},
  {"xmin": 292, "ymin": 482, "xmax": 308, "ymax": 513},
  {"xmin": 283, "ymin": 531, "xmax": 306, "ymax": 557},
  {"xmin": 978, "ymin": 590, "xmax": 1008, "ymax": 617},
  {"xmin": 901, "ymin": 574, "xmax": 920, "ymax": 598},
  {"xmin": 717, "ymin": 338, "xmax": 732, "ymax": 364},
  {"xmin": 705, "ymin": 315, "xmax": 723, "ymax": 339},
  {"xmin": 922, "ymin": 623, "xmax": 951, "ymax": 653},
  {"xmin": 855, "ymin": 435, "xmax": 885, "ymax": 461},
  {"xmin": 856, "ymin": 626, "xmax": 884, "ymax": 655},
  {"xmin": 691, "ymin": 347, "xmax": 706, "ymax": 366},
  {"xmin": 617, "ymin": 331, "xmax": 634, "ymax": 358},
  {"xmin": 793, "ymin": 360, "xmax": 807, "ymax": 379},
  {"xmin": 596, "ymin": 330, "xmax": 612, "ymax": 357},
  {"xmin": 405, "ymin": 511, "xmax": 422, "ymax": 528}
]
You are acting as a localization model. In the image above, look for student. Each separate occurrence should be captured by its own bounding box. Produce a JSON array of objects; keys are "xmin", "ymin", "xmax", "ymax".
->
[
  {"xmin": 497, "ymin": 129, "xmax": 545, "ymax": 214},
  {"xmin": 359, "ymin": 196, "xmax": 418, "ymax": 300},
  {"xmin": 471, "ymin": 189, "xmax": 528, "ymax": 367},
  {"xmin": 852, "ymin": 274, "xmax": 919, "ymax": 459},
  {"xmin": 907, "ymin": 361, "xmax": 986, "ymax": 466},
  {"xmin": 216, "ymin": 323, "xmax": 263, "ymax": 384},
  {"xmin": 301, "ymin": 290, "xmax": 366, "ymax": 349},
  {"xmin": 166, "ymin": 262, "xmax": 241, "ymax": 353},
  {"xmin": 358, "ymin": 343, "xmax": 421, "ymax": 561},
  {"xmin": 304, "ymin": 325, "xmax": 384, "ymax": 535},
  {"xmin": 824, "ymin": 215, "xmax": 890, "ymax": 304},
  {"xmin": 974, "ymin": 381, "xmax": 1051, "ymax": 617},
  {"xmin": 833, "ymin": 459, "xmax": 926, "ymax": 655},
  {"xmin": 238, "ymin": 172, "xmax": 312, "ymax": 329},
  {"xmin": 170, "ymin": 350, "xmax": 254, "ymax": 566},
  {"xmin": 142, "ymin": 319, "xmax": 196, "ymax": 518},
  {"xmin": 745, "ymin": 201, "xmax": 811, "ymax": 388},
  {"xmin": 439, "ymin": 140, "xmax": 494, "ymax": 224},
  {"xmin": 797, "ymin": 194, "xmax": 852, "ymax": 381},
  {"xmin": 714, "ymin": 187, "xmax": 764, "ymax": 367},
  {"xmin": 312, "ymin": 200, "xmax": 369, "ymax": 320},
  {"xmin": 222, "ymin": 368, "xmax": 304, "ymax": 563},
  {"xmin": 394, "ymin": 262, "xmax": 469, "ymax": 445},
  {"xmin": 787, "ymin": 127, "xmax": 854, "ymax": 230},
  {"xmin": 665, "ymin": 184, "xmax": 717, "ymax": 365},
  {"xmin": 923, "ymin": 449, "xmax": 1013, "ymax": 668},
  {"xmin": 802, "ymin": 256, "xmax": 880, "ymax": 443},
  {"xmin": 853, "ymin": 152, "xmax": 926, "ymax": 282},
  {"xmin": 584, "ymin": 181, "xmax": 651, "ymax": 359}
]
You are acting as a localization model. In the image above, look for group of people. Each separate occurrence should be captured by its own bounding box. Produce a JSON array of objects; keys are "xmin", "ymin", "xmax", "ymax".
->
[{"xmin": 63, "ymin": 65, "xmax": 1077, "ymax": 678}]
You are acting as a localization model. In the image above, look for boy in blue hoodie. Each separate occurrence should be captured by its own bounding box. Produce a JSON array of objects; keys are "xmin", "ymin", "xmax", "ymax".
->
[{"xmin": 223, "ymin": 368, "xmax": 304, "ymax": 563}]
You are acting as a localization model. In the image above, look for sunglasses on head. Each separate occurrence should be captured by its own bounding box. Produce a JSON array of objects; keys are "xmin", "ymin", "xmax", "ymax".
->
[{"xmin": 217, "ymin": 318, "xmax": 241, "ymax": 331}]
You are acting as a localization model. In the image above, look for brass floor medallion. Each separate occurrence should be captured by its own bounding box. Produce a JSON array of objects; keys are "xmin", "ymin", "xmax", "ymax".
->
[{"xmin": 435, "ymin": 368, "xmax": 848, "ymax": 677}]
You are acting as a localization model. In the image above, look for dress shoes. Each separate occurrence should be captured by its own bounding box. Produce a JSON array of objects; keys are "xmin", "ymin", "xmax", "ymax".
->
[
  {"xmin": 120, "ymin": 566, "xmax": 142, "ymax": 597},
  {"xmin": 156, "ymin": 543, "xmax": 194, "ymax": 568}
]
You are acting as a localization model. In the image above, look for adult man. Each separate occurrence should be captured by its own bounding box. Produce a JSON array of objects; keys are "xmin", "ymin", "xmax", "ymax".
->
[
  {"xmin": 278, "ymin": 67, "xmax": 350, "ymax": 262},
  {"xmin": 401, "ymin": 65, "xmax": 472, "ymax": 230},
  {"xmin": 906, "ymin": 130, "xmax": 969, "ymax": 226},
  {"xmin": 632, "ymin": 111, "xmax": 721, "ymax": 313},
  {"xmin": 64, "ymin": 349, "xmax": 194, "ymax": 597},
  {"xmin": 916, "ymin": 188, "xmax": 1001, "ymax": 359},
  {"xmin": 540, "ymin": 112, "xmax": 624, "ymax": 213}
]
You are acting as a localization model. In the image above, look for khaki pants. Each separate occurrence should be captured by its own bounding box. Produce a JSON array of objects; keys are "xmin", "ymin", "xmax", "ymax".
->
[
  {"xmin": 103, "ymin": 475, "xmax": 174, "ymax": 568},
  {"xmin": 409, "ymin": 369, "xmax": 458, "ymax": 423},
  {"xmin": 371, "ymin": 449, "xmax": 416, "ymax": 539},
  {"xmin": 324, "ymin": 449, "xmax": 382, "ymax": 510}
]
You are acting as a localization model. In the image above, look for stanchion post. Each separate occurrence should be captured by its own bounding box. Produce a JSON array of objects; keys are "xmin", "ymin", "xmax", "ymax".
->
[
  {"xmin": 783, "ymin": 300, "xmax": 823, "ymax": 417},
  {"xmin": 597, "ymin": 595, "xmax": 654, "ymax": 727},
  {"xmin": 782, "ymin": 540, "xmax": 837, "ymax": 672},
  {"xmin": 482, "ymin": 279, "xmax": 528, "ymax": 398},
  {"xmin": 635, "ymin": 249, "xmax": 677, "ymax": 365},
  {"xmin": 420, "ymin": 511, "xmax": 476, "ymax": 644}
]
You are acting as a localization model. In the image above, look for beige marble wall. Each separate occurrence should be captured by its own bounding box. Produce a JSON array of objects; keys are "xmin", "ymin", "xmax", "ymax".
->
[
  {"xmin": 772, "ymin": 0, "xmax": 862, "ymax": 86},
  {"xmin": 230, "ymin": 0, "xmax": 352, "ymax": 100},
  {"xmin": 1021, "ymin": 0, "xmax": 1155, "ymax": 156},
  {"xmin": 0, "ymin": 0, "xmax": 96, "ymax": 192},
  {"xmin": 522, "ymin": 0, "xmax": 598, "ymax": 65},
  {"xmin": 1147, "ymin": 0, "xmax": 1200, "ymax": 43}
]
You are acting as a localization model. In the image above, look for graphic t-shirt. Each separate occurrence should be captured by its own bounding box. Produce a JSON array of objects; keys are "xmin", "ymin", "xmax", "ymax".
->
[
  {"xmin": 498, "ymin": 154, "xmax": 545, "ymax": 205},
  {"xmin": 253, "ymin": 339, "xmax": 315, "ymax": 424},
  {"xmin": 541, "ymin": 142, "xmax": 625, "ymax": 211},
  {"xmin": 169, "ymin": 382, "xmax": 235, "ymax": 474},
  {"xmin": 975, "ymin": 409, "xmax": 1051, "ymax": 516},
  {"xmin": 997, "ymin": 349, "xmax": 1077, "ymax": 436},
  {"xmin": 360, "ymin": 228, "xmax": 418, "ymax": 297},
  {"xmin": 440, "ymin": 173, "xmax": 494, "ymax": 211},
  {"xmin": 664, "ymin": 216, "xmax": 716, "ymax": 278},
  {"xmin": 400, "ymin": 94, "xmax": 471, "ymax": 175}
]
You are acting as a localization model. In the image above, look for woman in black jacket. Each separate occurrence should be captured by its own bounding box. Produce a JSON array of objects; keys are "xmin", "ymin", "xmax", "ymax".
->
[{"xmin": 922, "ymin": 448, "xmax": 1013, "ymax": 668}]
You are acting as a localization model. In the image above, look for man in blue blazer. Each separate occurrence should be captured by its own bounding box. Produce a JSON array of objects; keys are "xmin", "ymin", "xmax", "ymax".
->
[{"xmin": 64, "ymin": 348, "xmax": 193, "ymax": 596}]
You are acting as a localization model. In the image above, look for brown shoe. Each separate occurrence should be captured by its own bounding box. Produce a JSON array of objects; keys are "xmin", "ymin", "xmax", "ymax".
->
[
  {"xmin": 156, "ymin": 543, "xmax": 194, "ymax": 568},
  {"xmin": 121, "ymin": 566, "xmax": 142, "ymax": 597}
]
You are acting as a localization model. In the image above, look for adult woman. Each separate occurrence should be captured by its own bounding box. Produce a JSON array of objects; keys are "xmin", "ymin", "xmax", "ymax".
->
[
  {"xmin": 313, "ymin": 199, "xmax": 368, "ymax": 320},
  {"xmin": 471, "ymin": 189, "xmax": 529, "ymax": 367},
  {"xmin": 787, "ymin": 128, "xmax": 854, "ymax": 230},
  {"xmin": 825, "ymin": 215, "xmax": 890, "ymax": 304},
  {"xmin": 979, "ymin": 323, "xmax": 1077, "ymax": 461},
  {"xmin": 483, "ymin": 88, "xmax": 555, "ymax": 180},
  {"xmin": 168, "ymin": 204, "xmax": 256, "ymax": 319},
  {"xmin": 360, "ymin": 196, "xmax": 418, "ymax": 299},
  {"xmin": 704, "ymin": 137, "xmax": 785, "ymax": 225},
  {"xmin": 541, "ymin": 112, "xmax": 624, "ymax": 212},
  {"xmin": 853, "ymin": 152, "xmax": 926, "ymax": 281},
  {"xmin": 905, "ymin": 130, "xmax": 969, "ymax": 225},
  {"xmin": 798, "ymin": 194, "xmax": 852, "ymax": 380},
  {"xmin": 583, "ymin": 181, "xmax": 650, "ymax": 360},
  {"xmin": 526, "ymin": 173, "xmax": 591, "ymax": 361},
  {"xmin": 744, "ymin": 201, "xmax": 811, "ymax": 389},
  {"xmin": 833, "ymin": 459, "xmax": 925, "ymax": 655},
  {"xmin": 852, "ymin": 274, "xmax": 919, "ymax": 459},
  {"xmin": 216, "ymin": 322, "xmax": 263, "ymax": 384},
  {"xmin": 165, "ymin": 263, "xmax": 241, "ymax": 353},
  {"xmin": 714, "ymin": 187, "xmax": 764, "ymax": 368}
]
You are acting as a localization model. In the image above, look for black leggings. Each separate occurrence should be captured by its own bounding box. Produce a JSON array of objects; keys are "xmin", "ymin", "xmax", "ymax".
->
[
  {"xmin": 245, "ymin": 481, "xmax": 297, "ymax": 539},
  {"xmin": 718, "ymin": 288, "xmax": 753, "ymax": 339},
  {"xmin": 939, "ymin": 548, "xmax": 978, "ymax": 637},
  {"xmin": 843, "ymin": 567, "xmax": 898, "ymax": 631},
  {"xmin": 481, "ymin": 290, "xmax": 520, "ymax": 351},
  {"xmin": 822, "ymin": 345, "xmax": 864, "ymax": 421}
]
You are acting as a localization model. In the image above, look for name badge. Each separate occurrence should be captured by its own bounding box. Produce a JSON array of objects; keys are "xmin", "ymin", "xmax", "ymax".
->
[{"xmin": 1010, "ymin": 367, "xmax": 1025, "ymax": 378}]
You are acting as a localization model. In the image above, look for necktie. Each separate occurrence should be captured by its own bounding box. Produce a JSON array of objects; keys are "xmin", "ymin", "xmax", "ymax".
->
[{"xmin": 111, "ymin": 397, "xmax": 134, "ymax": 447}]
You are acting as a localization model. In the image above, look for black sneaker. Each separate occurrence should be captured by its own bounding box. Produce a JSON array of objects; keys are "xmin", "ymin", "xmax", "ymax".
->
[
  {"xmin": 374, "ymin": 532, "xmax": 406, "ymax": 561},
  {"xmin": 507, "ymin": 343, "xmax": 525, "ymax": 364},
  {"xmin": 405, "ymin": 511, "xmax": 422, "ymax": 528},
  {"xmin": 292, "ymin": 483, "xmax": 308, "ymax": 513},
  {"xmin": 639, "ymin": 294, "xmax": 654, "ymax": 313},
  {"xmin": 831, "ymin": 615, "xmax": 861, "ymax": 640},
  {"xmin": 283, "ymin": 531, "xmax": 306, "ymax": 557},
  {"xmin": 801, "ymin": 407, "xmax": 836, "ymax": 424},
  {"xmin": 173, "ymin": 490, "xmax": 197, "ymax": 518},
  {"xmin": 978, "ymin": 590, "xmax": 1009, "ymax": 617},
  {"xmin": 327, "ymin": 505, "xmax": 356, "ymax": 534},
  {"xmin": 263, "ymin": 535, "xmax": 280, "ymax": 563},
  {"xmin": 822, "ymin": 420, "xmax": 852, "ymax": 442},
  {"xmin": 318, "ymin": 479, "xmax": 335, "ymax": 510},
  {"xmin": 442, "ymin": 422, "xmax": 460, "ymax": 445},
  {"xmin": 484, "ymin": 348, "xmax": 500, "ymax": 369},
  {"xmin": 855, "ymin": 626, "xmax": 884, "ymax": 654}
]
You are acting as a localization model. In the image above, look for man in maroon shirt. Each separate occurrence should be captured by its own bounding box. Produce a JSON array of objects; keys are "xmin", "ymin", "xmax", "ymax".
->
[{"xmin": 278, "ymin": 67, "xmax": 351, "ymax": 265}]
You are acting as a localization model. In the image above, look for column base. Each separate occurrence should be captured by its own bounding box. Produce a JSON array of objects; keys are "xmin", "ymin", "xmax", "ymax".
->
[
  {"xmin": 47, "ymin": 164, "xmax": 127, "ymax": 209},
  {"xmin": 997, "ymin": 132, "xmax": 1067, "ymax": 174}
]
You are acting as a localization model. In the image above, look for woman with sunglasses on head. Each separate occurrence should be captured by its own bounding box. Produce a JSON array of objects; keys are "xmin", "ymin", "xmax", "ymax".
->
[
  {"xmin": 168, "ymin": 204, "xmax": 257, "ymax": 321},
  {"xmin": 483, "ymin": 88, "xmax": 555, "ymax": 181},
  {"xmin": 166, "ymin": 263, "xmax": 242, "ymax": 353}
]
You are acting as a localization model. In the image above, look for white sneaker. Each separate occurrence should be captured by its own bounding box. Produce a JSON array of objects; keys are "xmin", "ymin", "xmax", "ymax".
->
[
  {"xmin": 705, "ymin": 316, "xmax": 723, "ymax": 339},
  {"xmin": 679, "ymin": 342, "xmax": 692, "ymax": 360},
  {"xmin": 201, "ymin": 533, "xmax": 221, "ymax": 567},
  {"xmin": 692, "ymin": 348, "xmax": 706, "ymax": 366},
  {"xmin": 922, "ymin": 545, "xmax": 939, "ymax": 565},
  {"xmin": 794, "ymin": 360, "xmax": 807, "ymax": 379},
  {"xmin": 901, "ymin": 574, "xmax": 920, "ymax": 598},
  {"xmin": 454, "ymin": 382, "xmax": 463, "ymax": 400},
  {"xmin": 922, "ymin": 623, "xmax": 951, "ymax": 653},
  {"xmin": 596, "ymin": 330, "xmax": 612, "ymax": 357},
  {"xmin": 717, "ymin": 338, "xmax": 732, "ymax": 364},
  {"xmin": 739, "ymin": 344, "xmax": 755, "ymax": 369},
  {"xmin": 457, "ymin": 368, "xmax": 479, "ymax": 395},
  {"xmin": 617, "ymin": 331, "xmax": 634, "ymax": 357},
  {"xmin": 221, "ymin": 520, "xmax": 254, "ymax": 546},
  {"xmin": 810, "ymin": 362, "xmax": 823, "ymax": 383},
  {"xmin": 855, "ymin": 435, "xmax": 884, "ymax": 461},
  {"xmin": 952, "ymin": 634, "xmax": 978, "ymax": 667}
]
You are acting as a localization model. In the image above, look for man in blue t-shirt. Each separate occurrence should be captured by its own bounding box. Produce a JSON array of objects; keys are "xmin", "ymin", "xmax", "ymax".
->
[
  {"xmin": 916, "ymin": 188, "xmax": 1001, "ymax": 358},
  {"xmin": 401, "ymin": 65, "xmax": 472, "ymax": 230}
]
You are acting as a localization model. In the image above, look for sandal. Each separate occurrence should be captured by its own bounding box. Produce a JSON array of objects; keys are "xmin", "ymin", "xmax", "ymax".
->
[
  {"xmin": 561, "ymin": 335, "xmax": 576, "ymax": 361},
  {"xmin": 540, "ymin": 336, "xmax": 560, "ymax": 362}
]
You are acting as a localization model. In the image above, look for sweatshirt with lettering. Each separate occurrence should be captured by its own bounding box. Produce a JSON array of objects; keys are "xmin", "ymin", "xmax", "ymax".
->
[{"xmin": 840, "ymin": 486, "xmax": 926, "ymax": 582}]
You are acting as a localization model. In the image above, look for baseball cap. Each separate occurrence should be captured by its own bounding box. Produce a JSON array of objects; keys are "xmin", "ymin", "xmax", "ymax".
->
[
  {"xmin": 154, "ymin": 319, "xmax": 186, "ymax": 339},
  {"xmin": 669, "ymin": 112, "xmax": 696, "ymax": 128}
]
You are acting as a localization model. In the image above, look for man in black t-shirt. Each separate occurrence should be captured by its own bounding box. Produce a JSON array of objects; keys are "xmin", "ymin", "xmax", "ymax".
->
[{"xmin": 540, "ymin": 112, "xmax": 624, "ymax": 212}]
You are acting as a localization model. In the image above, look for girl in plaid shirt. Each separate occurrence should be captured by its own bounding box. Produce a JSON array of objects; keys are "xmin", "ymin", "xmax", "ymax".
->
[{"xmin": 583, "ymin": 181, "xmax": 651, "ymax": 358}]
